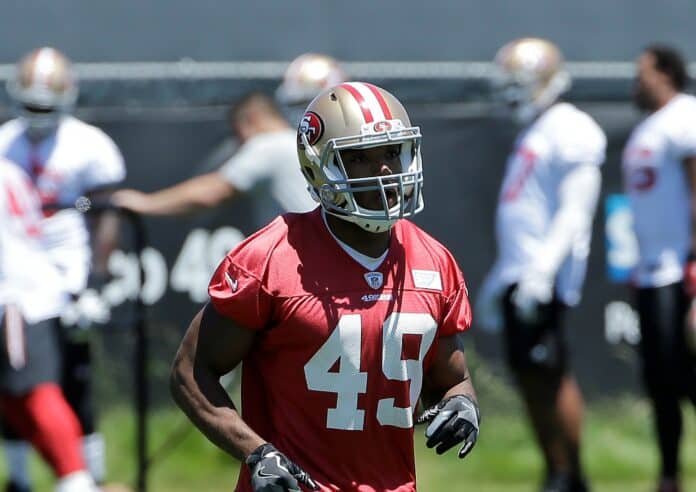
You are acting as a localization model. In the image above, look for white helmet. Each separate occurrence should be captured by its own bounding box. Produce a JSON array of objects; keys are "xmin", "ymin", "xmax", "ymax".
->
[
  {"xmin": 7, "ymin": 47, "xmax": 78, "ymax": 135},
  {"xmin": 276, "ymin": 53, "xmax": 346, "ymax": 106},
  {"xmin": 297, "ymin": 82, "xmax": 423, "ymax": 233},
  {"xmin": 492, "ymin": 38, "xmax": 570, "ymax": 124}
]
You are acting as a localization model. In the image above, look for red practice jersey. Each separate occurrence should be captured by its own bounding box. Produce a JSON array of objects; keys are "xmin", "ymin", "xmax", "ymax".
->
[{"xmin": 209, "ymin": 208, "xmax": 472, "ymax": 492}]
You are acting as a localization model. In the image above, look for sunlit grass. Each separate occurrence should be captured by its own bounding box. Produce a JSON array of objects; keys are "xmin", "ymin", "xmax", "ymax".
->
[{"xmin": 11, "ymin": 358, "xmax": 696, "ymax": 491}]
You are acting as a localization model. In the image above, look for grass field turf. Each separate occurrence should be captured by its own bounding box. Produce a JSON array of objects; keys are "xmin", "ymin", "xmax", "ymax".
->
[{"xmin": 13, "ymin": 395, "xmax": 696, "ymax": 491}]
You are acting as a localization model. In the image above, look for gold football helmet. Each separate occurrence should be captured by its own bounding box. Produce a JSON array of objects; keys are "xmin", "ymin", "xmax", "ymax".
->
[
  {"xmin": 276, "ymin": 53, "xmax": 346, "ymax": 106},
  {"xmin": 297, "ymin": 82, "xmax": 423, "ymax": 233},
  {"xmin": 492, "ymin": 37, "xmax": 570, "ymax": 123},
  {"xmin": 6, "ymin": 47, "xmax": 78, "ymax": 134}
]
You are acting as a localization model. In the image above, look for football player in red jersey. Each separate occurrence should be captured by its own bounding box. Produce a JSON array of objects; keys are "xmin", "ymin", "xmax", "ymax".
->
[{"xmin": 170, "ymin": 82, "xmax": 480, "ymax": 491}]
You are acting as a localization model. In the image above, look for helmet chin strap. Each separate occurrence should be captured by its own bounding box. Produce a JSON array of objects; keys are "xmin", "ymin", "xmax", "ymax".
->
[{"xmin": 328, "ymin": 209, "xmax": 396, "ymax": 234}]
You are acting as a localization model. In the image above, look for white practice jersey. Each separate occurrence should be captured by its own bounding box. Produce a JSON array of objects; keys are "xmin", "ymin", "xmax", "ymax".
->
[
  {"xmin": 218, "ymin": 129, "xmax": 316, "ymax": 226},
  {"xmin": 623, "ymin": 94, "xmax": 696, "ymax": 287},
  {"xmin": 492, "ymin": 102, "xmax": 606, "ymax": 305},
  {"xmin": 0, "ymin": 116, "xmax": 126, "ymax": 293},
  {"xmin": 0, "ymin": 160, "xmax": 67, "ymax": 322}
]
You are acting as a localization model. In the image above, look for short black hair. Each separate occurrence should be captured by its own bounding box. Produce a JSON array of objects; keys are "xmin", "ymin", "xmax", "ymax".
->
[{"xmin": 644, "ymin": 43, "xmax": 689, "ymax": 91}]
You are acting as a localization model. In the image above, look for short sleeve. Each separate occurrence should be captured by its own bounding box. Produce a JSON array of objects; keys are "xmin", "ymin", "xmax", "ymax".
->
[
  {"xmin": 82, "ymin": 130, "xmax": 126, "ymax": 190},
  {"xmin": 439, "ymin": 276, "xmax": 472, "ymax": 337},
  {"xmin": 218, "ymin": 137, "xmax": 272, "ymax": 192},
  {"xmin": 672, "ymin": 109, "xmax": 696, "ymax": 160},
  {"xmin": 554, "ymin": 113, "xmax": 606, "ymax": 167},
  {"xmin": 208, "ymin": 254, "xmax": 272, "ymax": 331}
]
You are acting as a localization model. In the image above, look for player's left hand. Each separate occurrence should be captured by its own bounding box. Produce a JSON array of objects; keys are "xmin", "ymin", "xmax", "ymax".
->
[
  {"xmin": 246, "ymin": 443, "xmax": 319, "ymax": 492},
  {"xmin": 61, "ymin": 273, "xmax": 112, "ymax": 336},
  {"xmin": 417, "ymin": 394, "xmax": 480, "ymax": 459},
  {"xmin": 511, "ymin": 270, "xmax": 553, "ymax": 323}
]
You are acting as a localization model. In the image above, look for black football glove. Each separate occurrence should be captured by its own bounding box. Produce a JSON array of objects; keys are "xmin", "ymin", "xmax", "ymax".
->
[
  {"xmin": 246, "ymin": 443, "xmax": 319, "ymax": 492},
  {"xmin": 417, "ymin": 394, "xmax": 480, "ymax": 459}
]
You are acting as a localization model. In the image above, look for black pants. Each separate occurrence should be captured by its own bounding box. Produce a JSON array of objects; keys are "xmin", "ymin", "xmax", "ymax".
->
[
  {"xmin": 635, "ymin": 281, "xmax": 696, "ymax": 477},
  {"xmin": 636, "ymin": 282, "xmax": 696, "ymax": 399},
  {"xmin": 0, "ymin": 313, "xmax": 62, "ymax": 442},
  {"xmin": 58, "ymin": 330, "xmax": 96, "ymax": 436},
  {"xmin": 1, "ymin": 325, "xmax": 96, "ymax": 441},
  {"xmin": 0, "ymin": 313, "xmax": 61, "ymax": 396},
  {"xmin": 502, "ymin": 284, "xmax": 568, "ymax": 373}
]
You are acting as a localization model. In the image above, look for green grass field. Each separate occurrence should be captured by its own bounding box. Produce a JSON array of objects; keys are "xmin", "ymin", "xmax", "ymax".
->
[
  {"xmin": 8, "ymin": 353, "xmax": 696, "ymax": 491},
  {"xmin": 13, "ymin": 396, "xmax": 696, "ymax": 491}
]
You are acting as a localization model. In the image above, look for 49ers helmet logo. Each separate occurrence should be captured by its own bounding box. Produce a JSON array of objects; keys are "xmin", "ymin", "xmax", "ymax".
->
[
  {"xmin": 373, "ymin": 121, "xmax": 392, "ymax": 132},
  {"xmin": 299, "ymin": 111, "xmax": 324, "ymax": 145}
]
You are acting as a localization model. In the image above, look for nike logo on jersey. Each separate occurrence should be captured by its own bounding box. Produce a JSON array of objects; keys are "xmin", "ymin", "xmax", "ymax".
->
[
  {"xmin": 224, "ymin": 272, "xmax": 238, "ymax": 292},
  {"xmin": 412, "ymin": 270, "xmax": 442, "ymax": 290}
]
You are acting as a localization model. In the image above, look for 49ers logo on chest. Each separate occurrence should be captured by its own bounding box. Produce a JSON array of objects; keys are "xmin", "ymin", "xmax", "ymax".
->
[{"xmin": 299, "ymin": 111, "xmax": 324, "ymax": 145}]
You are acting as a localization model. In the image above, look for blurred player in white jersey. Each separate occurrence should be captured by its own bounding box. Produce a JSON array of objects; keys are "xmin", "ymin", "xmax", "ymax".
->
[
  {"xmin": 0, "ymin": 47, "xmax": 126, "ymax": 491},
  {"xmin": 0, "ymin": 159, "xmax": 98, "ymax": 492},
  {"xmin": 477, "ymin": 38, "xmax": 606, "ymax": 492},
  {"xmin": 112, "ymin": 53, "xmax": 346, "ymax": 225},
  {"xmin": 623, "ymin": 44, "xmax": 696, "ymax": 492},
  {"xmin": 113, "ymin": 92, "xmax": 316, "ymax": 226}
]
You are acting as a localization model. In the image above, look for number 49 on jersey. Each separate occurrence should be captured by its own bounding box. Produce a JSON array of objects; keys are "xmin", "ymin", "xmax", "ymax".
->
[{"xmin": 304, "ymin": 313, "xmax": 436, "ymax": 431}]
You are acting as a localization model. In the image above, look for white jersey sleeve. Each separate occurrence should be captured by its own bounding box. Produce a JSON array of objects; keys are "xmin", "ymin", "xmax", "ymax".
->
[
  {"xmin": 218, "ymin": 135, "xmax": 270, "ymax": 192},
  {"xmin": 672, "ymin": 99, "xmax": 696, "ymax": 160},
  {"xmin": 218, "ymin": 129, "xmax": 315, "ymax": 216},
  {"xmin": 79, "ymin": 125, "xmax": 126, "ymax": 192},
  {"xmin": 549, "ymin": 107, "xmax": 607, "ymax": 168}
]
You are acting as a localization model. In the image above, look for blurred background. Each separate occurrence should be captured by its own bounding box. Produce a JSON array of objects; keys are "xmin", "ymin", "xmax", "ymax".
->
[{"xmin": 2, "ymin": 1, "xmax": 696, "ymax": 490}]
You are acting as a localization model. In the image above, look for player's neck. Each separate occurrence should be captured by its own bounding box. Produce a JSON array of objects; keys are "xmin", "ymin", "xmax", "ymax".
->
[
  {"xmin": 325, "ymin": 213, "xmax": 391, "ymax": 258},
  {"xmin": 652, "ymin": 88, "xmax": 679, "ymax": 112}
]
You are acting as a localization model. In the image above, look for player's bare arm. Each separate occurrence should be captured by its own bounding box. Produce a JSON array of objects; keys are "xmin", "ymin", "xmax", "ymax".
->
[
  {"xmin": 171, "ymin": 303, "xmax": 319, "ymax": 490},
  {"xmin": 421, "ymin": 334, "xmax": 476, "ymax": 406},
  {"xmin": 86, "ymin": 187, "xmax": 121, "ymax": 276},
  {"xmin": 418, "ymin": 334, "xmax": 480, "ymax": 459},
  {"xmin": 113, "ymin": 171, "xmax": 236, "ymax": 216},
  {"xmin": 170, "ymin": 302, "xmax": 263, "ymax": 460}
]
